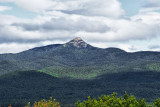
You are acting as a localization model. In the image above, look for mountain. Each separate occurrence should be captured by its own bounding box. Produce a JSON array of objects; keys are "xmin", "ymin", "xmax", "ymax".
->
[
  {"xmin": 64, "ymin": 37, "xmax": 88, "ymax": 48},
  {"xmin": 1, "ymin": 37, "xmax": 160, "ymax": 106},
  {"xmin": 0, "ymin": 37, "xmax": 160, "ymax": 78}
]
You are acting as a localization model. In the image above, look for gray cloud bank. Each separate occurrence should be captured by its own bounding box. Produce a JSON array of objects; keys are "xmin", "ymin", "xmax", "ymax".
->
[{"xmin": 12, "ymin": 18, "xmax": 110, "ymax": 33}]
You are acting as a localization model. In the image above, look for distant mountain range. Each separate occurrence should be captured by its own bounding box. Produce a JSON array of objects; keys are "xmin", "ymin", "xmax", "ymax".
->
[{"xmin": 0, "ymin": 37, "xmax": 160, "ymax": 79}]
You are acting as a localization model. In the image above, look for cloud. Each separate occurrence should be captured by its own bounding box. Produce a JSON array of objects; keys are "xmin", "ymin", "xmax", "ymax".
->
[
  {"xmin": 1, "ymin": 9, "xmax": 160, "ymax": 44},
  {"xmin": 0, "ymin": 0, "xmax": 12, "ymax": 2},
  {"xmin": 0, "ymin": 23, "xmax": 73, "ymax": 43},
  {"xmin": 12, "ymin": 17, "xmax": 110, "ymax": 33},
  {"xmin": 149, "ymin": 45, "xmax": 160, "ymax": 49},
  {"xmin": 0, "ymin": 43, "xmax": 35, "ymax": 54},
  {"xmin": 0, "ymin": 39, "xmax": 67, "ymax": 54},
  {"xmin": 0, "ymin": 0, "xmax": 160, "ymax": 53},
  {"xmin": 0, "ymin": 6, "xmax": 12, "ymax": 12},
  {"xmin": 77, "ymin": 17, "xmax": 159, "ymax": 42},
  {"xmin": 9, "ymin": 7, "xmax": 160, "ymax": 44},
  {"xmin": 0, "ymin": 0, "xmax": 52, "ymax": 12},
  {"xmin": 145, "ymin": 0, "xmax": 160, "ymax": 7},
  {"xmin": 61, "ymin": 0, "xmax": 125, "ymax": 18},
  {"xmin": 0, "ymin": 15, "xmax": 76, "ymax": 44},
  {"xmin": 141, "ymin": 0, "xmax": 160, "ymax": 13},
  {"xmin": 14, "ymin": 0, "xmax": 53, "ymax": 12},
  {"xmin": 0, "ymin": 0, "xmax": 125, "ymax": 18}
]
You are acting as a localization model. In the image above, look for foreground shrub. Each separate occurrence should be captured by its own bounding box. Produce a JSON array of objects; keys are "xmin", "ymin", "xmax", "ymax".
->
[
  {"xmin": 8, "ymin": 92, "xmax": 160, "ymax": 107},
  {"xmin": 75, "ymin": 92, "xmax": 154, "ymax": 107},
  {"xmin": 25, "ymin": 97, "xmax": 60, "ymax": 107}
]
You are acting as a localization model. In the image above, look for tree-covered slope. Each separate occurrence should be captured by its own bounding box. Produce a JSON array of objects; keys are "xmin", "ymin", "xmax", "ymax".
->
[
  {"xmin": 0, "ymin": 37, "xmax": 160, "ymax": 78},
  {"xmin": 1, "ymin": 70, "xmax": 160, "ymax": 107}
]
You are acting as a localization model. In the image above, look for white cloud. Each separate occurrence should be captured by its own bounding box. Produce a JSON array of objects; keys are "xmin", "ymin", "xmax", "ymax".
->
[
  {"xmin": 0, "ymin": 9, "xmax": 160, "ymax": 52},
  {"xmin": 132, "ymin": 12, "xmax": 160, "ymax": 25},
  {"xmin": 0, "ymin": 43, "xmax": 35, "ymax": 54},
  {"xmin": 1, "ymin": 0, "xmax": 125, "ymax": 18},
  {"xmin": 61, "ymin": 0, "xmax": 125, "ymax": 18},
  {"xmin": 141, "ymin": 0, "xmax": 160, "ymax": 13},
  {"xmin": 75, "ymin": 17, "xmax": 158, "ymax": 42},
  {"xmin": 147, "ymin": 0, "xmax": 160, "ymax": 5},
  {"xmin": 0, "ymin": 0, "xmax": 13, "ymax": 2},
  {"xmin": 0, "ymin": 39, "xmax": 67, "ymax": 54},
  {"xmin": 140, "ymin": 7, "xmax": 160, "ymax": 13},
  {"xmin": 0, "ymin": 0, "xmax": 160, "ymax": 53},
  {"xmin": 0, "ymin": 6, "xmax": 11, "ymax": 12},
  {"xmin": 14, "ymin": 0, "xmax": 53, "ymax": 12},
  {"xmin": 13, "ymin": 15, "xmax": 110, "ymax": 33}
]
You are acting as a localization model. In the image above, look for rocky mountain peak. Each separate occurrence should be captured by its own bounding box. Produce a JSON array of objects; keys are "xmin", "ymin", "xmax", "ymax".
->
[{"xmin": 64, "ymin": 37, "xmax": 88, "ymax": 48}]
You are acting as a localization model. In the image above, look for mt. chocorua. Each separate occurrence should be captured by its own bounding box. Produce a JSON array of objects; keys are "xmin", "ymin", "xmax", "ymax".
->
[
  {"xmin": 1, "ymin": 37, "xmax": 160, "ymax": 107},
  {"xmin": 0, "ymin": 37, "xmax": 160, "ymax": 79}
]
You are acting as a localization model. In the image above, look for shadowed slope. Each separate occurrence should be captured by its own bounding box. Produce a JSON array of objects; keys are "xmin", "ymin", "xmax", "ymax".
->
[{"xmin": 1, "ymin": 70, "xmax": 160, "ymax": 107}]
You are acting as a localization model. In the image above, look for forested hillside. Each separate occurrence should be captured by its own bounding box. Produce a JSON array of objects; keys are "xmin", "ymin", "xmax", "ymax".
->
[
  {"xmin": 0, "ymin": 37, "xmax": 160, "ymax": 79},
  {"xmin": 1, "ymin": 38, "xmax": 160, "ymax": 106},
  {"xmin": 1, "ymin": 70, "xmax": 160, "ymax": 107}
]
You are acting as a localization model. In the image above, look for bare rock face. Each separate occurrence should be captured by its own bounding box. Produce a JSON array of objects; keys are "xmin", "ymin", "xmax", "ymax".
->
[{"xmin": 64, "ymin": 37, "xmax": 88, "ymax": 48}]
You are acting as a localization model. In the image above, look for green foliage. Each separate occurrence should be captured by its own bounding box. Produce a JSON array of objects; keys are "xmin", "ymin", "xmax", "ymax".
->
[
  {"xmin": 3, "ymin": 71, "xmax": 160, "ymax": 107},
  {"xmin": 25, "ymin": 97, "xmax": 60, "ymax": 107},
  {"xmin": 154, "ymin": 99, "xmax": 160, "ymax": 107},
  {"xmin": 6, "ymin": 92, "xmax": 160, "ymax": 107},
  {"xmin": 146, "ymin": 63, "xmax": 160, "ymax": 72},
  {"xmin": 76, "ymin": 92, "xmax": 158, "ymax": 107},
  {"xmin": 40, "ymin": 65, "xmax": 117, "ymax": 79}
]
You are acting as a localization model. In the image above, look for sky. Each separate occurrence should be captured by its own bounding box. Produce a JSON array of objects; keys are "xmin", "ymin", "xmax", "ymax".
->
[{"xmin": 0, "ymin": 0, "xmax": 160, "ymax": 53}]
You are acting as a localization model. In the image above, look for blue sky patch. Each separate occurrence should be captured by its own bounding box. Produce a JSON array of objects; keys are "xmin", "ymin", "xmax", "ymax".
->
[
  {"xmin": 0, "ymin": 2, "xmax": 36, "ymax": 19},
  {"xmin": 119, "ymin": 0, "xmax": 144, "ymax": 16}
]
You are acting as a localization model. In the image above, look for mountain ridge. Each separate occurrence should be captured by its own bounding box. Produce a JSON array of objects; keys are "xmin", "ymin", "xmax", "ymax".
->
[
  {"xmin": 1, "ymin": 38, "xmax": 160, "ymax": 107},
  {"xmin": 1, "ymin": 37, "xmax": 160, "ymax": 55},
  {"xmin": 0, "ymin": 37, "xmax": 160, "ymax": 78}
]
